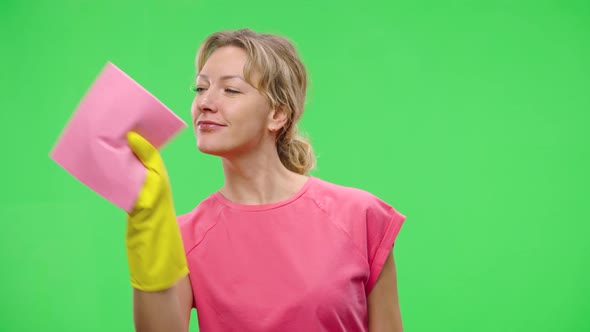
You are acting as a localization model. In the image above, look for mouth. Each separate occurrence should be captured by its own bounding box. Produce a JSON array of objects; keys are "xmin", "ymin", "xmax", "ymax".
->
[
  {"xmin": 196, "ymin": 120, "xmax": 227, "ymax": 131},
  {"xmin": 197, "ymin": 120, "xmax": 225, "ymax": 125}
]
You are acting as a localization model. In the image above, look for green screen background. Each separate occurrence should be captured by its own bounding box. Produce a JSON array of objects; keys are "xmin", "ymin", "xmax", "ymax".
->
[{"xmin": 1, "ymin": 0, "xmax": 588, "ymax": 331}]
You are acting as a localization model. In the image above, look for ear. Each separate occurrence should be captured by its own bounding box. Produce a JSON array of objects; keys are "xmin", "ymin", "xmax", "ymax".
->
[{"xmin": 268, "ymin": 106, "xmax": 289, "ymax": 132}]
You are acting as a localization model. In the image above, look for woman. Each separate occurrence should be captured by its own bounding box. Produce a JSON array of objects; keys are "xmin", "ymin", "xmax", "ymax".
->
[{"xmin": 125, "ymin": 28, "xmax": 406, "ymax": 332}]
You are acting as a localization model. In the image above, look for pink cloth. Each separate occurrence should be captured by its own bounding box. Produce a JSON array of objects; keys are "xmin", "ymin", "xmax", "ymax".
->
[
  {"xmin": 178, "ymin": 176, "xmax": 406, "ymax": 331},
  {"xmin": 50, "ymin": 62, "xmax": 186, "ymax": 212}
]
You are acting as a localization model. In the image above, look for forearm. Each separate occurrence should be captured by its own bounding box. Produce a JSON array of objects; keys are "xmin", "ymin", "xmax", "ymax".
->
[
  {"xmin": 125, "ymin": 132, "xmax": 190, "ymax": 332},
  {"xmin": 133, "ymin": 287, "xmax": 186, "ymax": 332}
]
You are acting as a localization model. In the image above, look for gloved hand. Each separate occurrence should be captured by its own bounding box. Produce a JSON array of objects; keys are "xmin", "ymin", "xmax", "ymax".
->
[{"xmin": 125, "ymin": 131, "xmax": 189, "ymax": 292}]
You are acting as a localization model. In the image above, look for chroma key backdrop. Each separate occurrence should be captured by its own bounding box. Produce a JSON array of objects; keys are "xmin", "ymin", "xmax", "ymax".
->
[{"xmin": 0, "ymin": 0, "xmax": 588, "ymax": 331}]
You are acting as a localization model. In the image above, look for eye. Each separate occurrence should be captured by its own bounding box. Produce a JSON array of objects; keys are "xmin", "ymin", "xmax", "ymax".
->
[
  {"xmin": 191, "ymin": 85, "xmax": 206, "ymax": 94},
  {"xmin": 225, "ymin": 88, "xmax": 240, "ymax": 94}
]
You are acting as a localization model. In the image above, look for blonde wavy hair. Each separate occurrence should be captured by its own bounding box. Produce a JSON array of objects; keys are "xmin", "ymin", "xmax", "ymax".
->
[{"xmin": 196, "ymin": 28, "xmax": 316, "ymax": 175}]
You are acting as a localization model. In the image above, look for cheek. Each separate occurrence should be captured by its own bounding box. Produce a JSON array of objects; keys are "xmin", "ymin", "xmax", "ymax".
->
[{"xmin": 235, "ymin": 110, "xmax": 268, "ymax": 138}]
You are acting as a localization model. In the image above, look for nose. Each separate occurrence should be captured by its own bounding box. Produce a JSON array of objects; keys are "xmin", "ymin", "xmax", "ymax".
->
[
  {"xmin": 197, "ymin": 89, "xmax": 218, "ymax": 113},
  {"xmin": 191, "ymin": 89, "xmax": 218, "ymax": 122}
]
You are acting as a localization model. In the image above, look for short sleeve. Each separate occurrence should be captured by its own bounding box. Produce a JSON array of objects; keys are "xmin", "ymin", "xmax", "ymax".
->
[
  {"xmin": 175, "ymin": 196, "xmax": 223, "ymax": 310},
  {"xmin": 364, "ymin": 197, "xmax": 406, "ymax": 294}
]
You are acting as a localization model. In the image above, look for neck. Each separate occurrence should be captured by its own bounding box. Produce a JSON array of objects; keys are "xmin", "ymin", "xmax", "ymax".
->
[{"xmin": 219, "ymin": 143, "xmax": 308, "ymax": 205}]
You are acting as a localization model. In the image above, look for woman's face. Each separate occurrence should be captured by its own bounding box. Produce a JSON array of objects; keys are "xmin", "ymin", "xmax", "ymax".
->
[{"xmin": 191, "ymin": 46, "xmax": 274, "ymax": 157}]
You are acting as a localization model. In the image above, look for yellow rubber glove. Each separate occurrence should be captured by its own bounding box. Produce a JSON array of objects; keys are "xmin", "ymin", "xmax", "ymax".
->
[{"xmin": 125, "ymin": 131, "xmax": 189, "ymax": 292}]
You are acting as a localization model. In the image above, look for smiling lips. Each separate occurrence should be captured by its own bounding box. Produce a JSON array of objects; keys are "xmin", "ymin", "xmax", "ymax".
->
[{"xmin": 197, "ymin": 120, "xmax": 227, "ymax": 131}]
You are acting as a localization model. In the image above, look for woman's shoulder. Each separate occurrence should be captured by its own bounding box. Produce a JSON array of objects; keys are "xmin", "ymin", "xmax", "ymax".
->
[
  {"xmin": 308, "ymin": 177, "xmax": 406, "ymax": 267},
  {"xmin": 177, "ymin": 194, "xmax": 219, "ymax": 224},
  {"xmin": 308, "ymin": 176, "xmax": 386, "ymax": 207},
  {"xmin": 175, "ymin": 194, "xmax": 223, "ymax": 254}
]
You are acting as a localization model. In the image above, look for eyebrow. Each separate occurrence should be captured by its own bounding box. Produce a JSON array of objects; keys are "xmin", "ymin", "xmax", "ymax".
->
[{"xmin": 196, "ymin": 74, "xmax": 247, "ymax": 82}]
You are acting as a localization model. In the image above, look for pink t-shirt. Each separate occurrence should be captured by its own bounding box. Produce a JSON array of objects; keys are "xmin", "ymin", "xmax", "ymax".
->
[{"xmin": 177, "ymin": 176, "xmax": 406, "ymax": 331}]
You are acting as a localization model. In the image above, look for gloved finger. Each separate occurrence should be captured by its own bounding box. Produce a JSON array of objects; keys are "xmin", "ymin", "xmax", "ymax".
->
[{"xmin": 126, "ymin": 131, "xmax": 160, "ymax": 171}]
